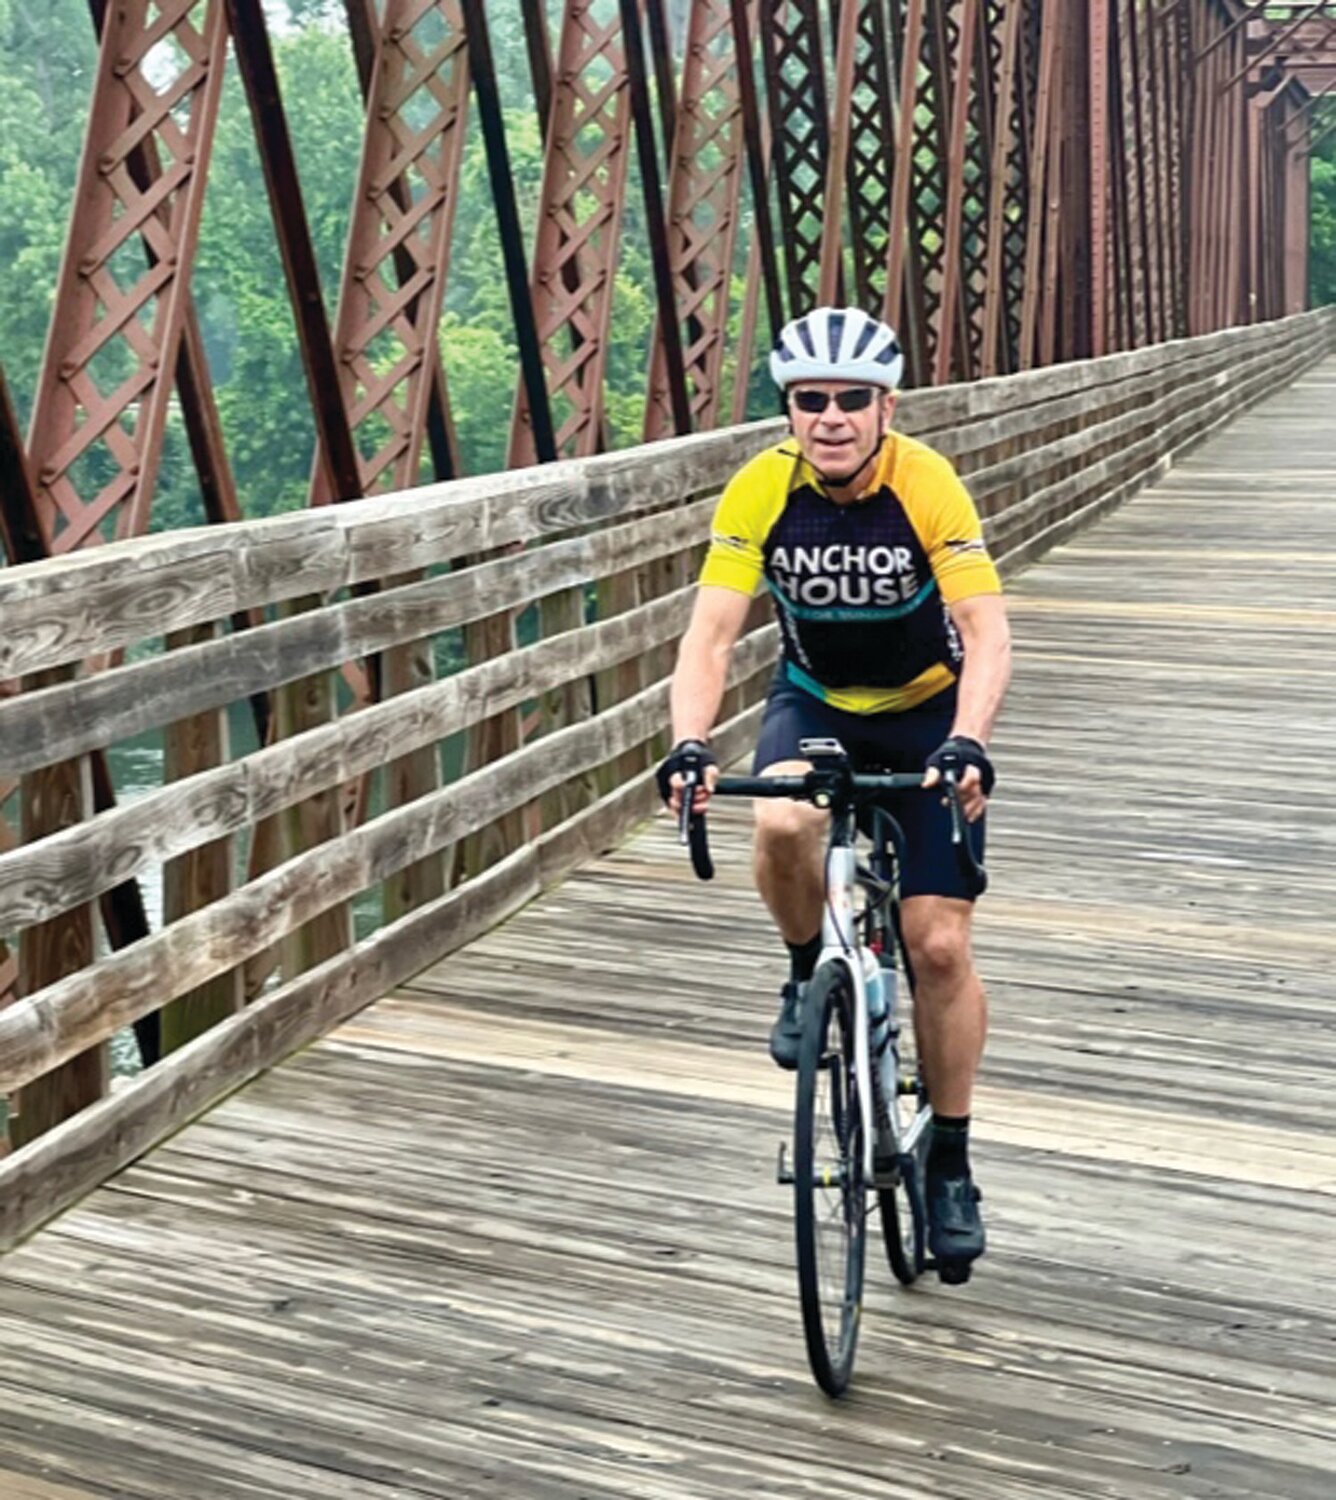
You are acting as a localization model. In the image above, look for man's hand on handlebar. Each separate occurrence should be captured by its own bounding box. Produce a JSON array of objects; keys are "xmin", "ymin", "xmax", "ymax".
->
[
  {"xmin": 923, "ymin": 735, "xmax": 995, "ymax": 823},
  {"xmin": 655, "ymin": 738, "xmax": 720, "ymax": 816}
]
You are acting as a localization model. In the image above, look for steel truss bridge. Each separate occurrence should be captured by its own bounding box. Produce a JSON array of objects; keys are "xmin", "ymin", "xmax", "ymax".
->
[{"xmin": 1, "ymin": 4, "xmax": 1335, "ymax": 1492}]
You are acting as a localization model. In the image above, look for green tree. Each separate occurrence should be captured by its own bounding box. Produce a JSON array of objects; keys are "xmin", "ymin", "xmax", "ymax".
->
[{"xmin": 1311, "ymin": 107, "xmax": 1336, "ymax": 308}]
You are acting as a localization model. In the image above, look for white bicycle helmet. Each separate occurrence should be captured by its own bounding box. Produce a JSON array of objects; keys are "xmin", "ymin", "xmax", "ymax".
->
[{"xmin": 769, "ymin": 306, "xmax": 904, "ymax": 391}]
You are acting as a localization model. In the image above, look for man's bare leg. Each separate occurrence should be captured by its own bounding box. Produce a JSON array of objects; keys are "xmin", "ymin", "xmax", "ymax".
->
[{"xmin": 901, "ymin": 894, "xmax": 989, "ymax": 1268}]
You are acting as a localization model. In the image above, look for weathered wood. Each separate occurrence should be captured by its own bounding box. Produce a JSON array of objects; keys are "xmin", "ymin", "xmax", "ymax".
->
[
  {"xmin": 0, "ymin": 676, "xmax": 773, "ymax": 1253},
  {"xmin": 8, "ymin": 665, "xmax": 103, "ymax": 1152},
  {"xmin": 0, "ymin": 496, "xmax": 722, "ymax": 778},
  {"xmin": 1, "ymin": 311, "xmax": 1330, "ymax": 686},
  {"xmin": 0, "ymin": 589, "xmax": 707, "ymax": 931},
  {"xmin": 0, "ymin": 627, "xmax": 779, "ymax": 1095},
  {"xmin": 160, "ymin": 623, "xmax": 241, "ymax": 1054},
  {"xmin": 0, "ymin": 428, "xmax": 774, "ymax": 682},
  {"xmin": 3, "ymin": 361, "xmax": 1336, "ymax": 1495},
  {"xmin": 378, "ymin": 574, "xmax": 445, "ymax": 924}
]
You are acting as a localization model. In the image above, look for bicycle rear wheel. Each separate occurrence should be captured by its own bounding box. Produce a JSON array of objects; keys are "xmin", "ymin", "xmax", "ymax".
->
[
  {"xmin": 877, "ymin": 1059, "xmax": 930, "ymax": 1285},
  {"xmin": 878, "ymin": 1136, "xmax": 926, "ymax": 1286},
  {"xmin": 793, "ymin": 959, "xmax": 867, "ymax": 1396}
]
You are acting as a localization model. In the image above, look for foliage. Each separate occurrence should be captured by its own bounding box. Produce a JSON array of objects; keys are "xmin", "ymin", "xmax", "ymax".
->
[
  {"xmin": 1311, "ymin": 107, "xmax": 1336, "ymax": 309},
  {"xmin": 0, "ymin": 0, "xmax": 757, "ymax": 536}
]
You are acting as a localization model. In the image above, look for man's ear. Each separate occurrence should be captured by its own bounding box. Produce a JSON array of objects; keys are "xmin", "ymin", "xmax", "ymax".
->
[{"xmin": 882, "ymin": 392, "xmax": 898, "ymax": 424}]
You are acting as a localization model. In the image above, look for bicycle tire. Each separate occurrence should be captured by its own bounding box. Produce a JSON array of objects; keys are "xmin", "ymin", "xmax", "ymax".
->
[
  {"xmin": 793, "ymin": 959, "xmax": 867, "ymax": 1396},
  {"xmin": 878, "ymin": 1153, "xmax": 925, "ymax": 1286}
]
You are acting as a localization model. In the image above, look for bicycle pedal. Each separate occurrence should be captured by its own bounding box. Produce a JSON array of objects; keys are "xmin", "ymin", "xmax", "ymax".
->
[
  {"xmin": 871, "ymin": 1151, "xmax": 901, "ymax": 1189},
  {"xmin": 935, "ymin": 1259, "xmax": 973, "ymax": 1287}
]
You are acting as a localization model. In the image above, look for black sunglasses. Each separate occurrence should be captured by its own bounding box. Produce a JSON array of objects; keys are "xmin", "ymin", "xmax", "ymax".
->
[{"xmin": 790, "ymin": 386, "xmax": 878, "ymax": 414}]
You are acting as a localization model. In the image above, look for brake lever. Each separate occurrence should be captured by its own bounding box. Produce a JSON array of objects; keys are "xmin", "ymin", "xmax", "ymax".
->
[
  {"xmin": 676, "ymin": 767, "xmax": 715, "ymax": 880},
  {"xmin": 943, "ymin": 770, "xmax": 988, "ymax": 897}
]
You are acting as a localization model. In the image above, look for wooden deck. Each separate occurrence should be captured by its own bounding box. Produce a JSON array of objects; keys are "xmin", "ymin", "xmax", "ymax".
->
[{"xmin": 3, "ymin": 359, "xmax": 1335, "ymax": 1499}]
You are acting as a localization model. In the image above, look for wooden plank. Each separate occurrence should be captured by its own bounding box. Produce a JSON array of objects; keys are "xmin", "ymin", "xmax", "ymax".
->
[
  {"xmin": 0, "ymin": 631, "xmax": 778, "ymax": 1096},
  {"xmin": 160, "ymin": 622, "xmax": 241, "ymax": 1052},
  {"xmin": 0, "ymin": 685, "xmax": 771, "ymax": 1251},
  {"xmin": 3, "ymin": 362, "xmax": 1332, "ymax": 1499},
  {"xmin": 0, "ymin": 589, "xmax": 714, "ymax": 932},
  {"xmin": 0, "ymin": 496, "xmax": 721, "ymax": 778},
  {"xmin": 0, "ymin": 311, "xmax": 1330, "ymax": 684}
]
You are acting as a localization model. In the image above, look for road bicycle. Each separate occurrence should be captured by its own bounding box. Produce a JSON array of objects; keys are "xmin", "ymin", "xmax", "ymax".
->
[{"xmin": 678, "ymin": 737, "xmax": 986, "ymax": 1396}]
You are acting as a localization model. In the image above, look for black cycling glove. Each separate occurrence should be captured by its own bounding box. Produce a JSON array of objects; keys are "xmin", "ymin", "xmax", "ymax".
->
[
  {"xmin": 925, "ymin": 735, "xmax": 996, "ymax": 796},
  {"xmin": 655, "ymin": 738, "xmax": 718, "ymax": 804}
]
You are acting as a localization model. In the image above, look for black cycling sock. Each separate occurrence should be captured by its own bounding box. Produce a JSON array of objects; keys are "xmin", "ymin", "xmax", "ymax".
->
[
  {"xmin": 928, "ymin": 1114, "xmax": 971, "ymax": 1178},
  {"xmin": 786, "ymin": 932, "xmax": 823, "ymax": 984}
]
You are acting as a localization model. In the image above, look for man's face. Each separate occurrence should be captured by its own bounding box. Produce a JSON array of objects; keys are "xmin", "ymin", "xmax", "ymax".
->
[{"xmin": 786, "ymin": 381, "xmax": 895, "ymax": 485}]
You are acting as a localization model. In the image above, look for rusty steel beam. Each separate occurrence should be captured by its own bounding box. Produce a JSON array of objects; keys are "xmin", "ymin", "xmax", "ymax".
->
[
  {"xmin": 305, "ymin": 0, "xmax": 472, "ymax": 501},
  {"xmin": 620, "ymin": 0, "xmax": 692, "ymax": 436},
  {"xmin": 759, "ymin": 0, "xmax": 833, "ymax": 315},
  {"xmin": 26, "ymin": 0, "xmax": 229, "ymax": 552},
  {"xmin": 818, "ymin": 0, "xmax": 861, "ymax": 306},
  {"xmin": 509, "ymin": 0, "xmax": 635, "ymax": 465},
  {"xmin": 882, "ymin": 0, "xmax": 926, "ymax": 369},
  {"xmin": 933, "ymin": 0, "xmax": 979, "ymax": 385},
  {"xmin": 980, "ymin": 0, "xmax": 1022, "ymax": 373},
  {"xmin": 844, "ymin": 0, "xmax": 897, "ymax": 315},
  {"xmin": 460, "ymin": 0, "xmax": 556, "ymax": 461},
  {"xmin": 645, "ymin": 0, "xmax": 755, "ymax": 439},
  {"xmin": 729, "ymin": 0, "xmax": 785, "ymax": 346},
  {"xmin": 1218, "ymin": 4, "xmax": 1335, "ymax": 94}
]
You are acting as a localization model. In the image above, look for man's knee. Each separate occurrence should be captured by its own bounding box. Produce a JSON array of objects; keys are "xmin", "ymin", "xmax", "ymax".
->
[
  {"xmin": 902, "ymin": 898, "xmax": 975, "ymax": 987},
  {"xmin": 753, "ymin": 761, "xmax": 825, "ymax": 865}
]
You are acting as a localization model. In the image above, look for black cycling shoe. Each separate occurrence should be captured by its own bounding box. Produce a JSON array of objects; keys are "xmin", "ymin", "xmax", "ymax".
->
[
  {"xmin": 768, "ymin": 981, "xmax": 805, "ymax": 1070},
  {"xmin": 927, "ymin": 1171, "xmax": 985, "ymax": 1280}
]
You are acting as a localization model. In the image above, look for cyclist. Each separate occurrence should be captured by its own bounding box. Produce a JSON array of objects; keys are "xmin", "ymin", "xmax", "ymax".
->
[{"xmin": 656, "ymin": 306, "xmax": 1011, "ymax": 1272}]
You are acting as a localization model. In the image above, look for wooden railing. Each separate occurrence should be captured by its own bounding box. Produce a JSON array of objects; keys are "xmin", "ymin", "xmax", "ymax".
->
[{"xmin": 1, "ymin": 308, "xmax": 1332, "ymax": 1248}]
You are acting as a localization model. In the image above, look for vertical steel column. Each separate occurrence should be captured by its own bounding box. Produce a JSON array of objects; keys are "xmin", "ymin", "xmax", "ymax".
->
[
  {"xmin": 934, "ymin": 0, "xmax": 979, "ymax": 384},
  {"xmin": 620, "ymin": 0, "xmax": 692, "ymax": 434},
  {"xmin": 461, "ymin": 0, "xmax": 557, "ymax": 460},
  {"xmin": 730, "ymin": 0, "xmax": 786, "ymax": 344},
  {"xmin": 882, "ymin": 0, "xmax": 930, "ymax": 381},
  {"xmin": 980, "ymin": 0, "xmax": 1022, "ymax": 373},
  {"xmin": 818, "ymin": 0, "xmax": 862, "ymax": 305},
  {"xmin": 845, "ymin": 0, "xmax": 898, "ymax": 315},
  {"xmin": 26, "ymin": 0, "xmax": 229, "ymax": 551},
  {"xmin": 308, "ymin": 0, "xmax": 472, "ymax": 501},
  {"xmin": 1126, "ymin": 0, "xmax": 1158, "ymax": 343},
  {"xmin": 509, "ymin": 0, "xmax": 635, "ymax": 464},
  {"xmin": 1018, "ymin": 1, "xmax": 1057, "ymax": 368},
  {"xmin": 645, "ymin": 0, "xmax": 756, "ymax": 439},
  {"xmin": 759, "ymin": 0, "xmax": 834, "ymax": 314},
  {"xmin": 1089, "ymin": 0, "xmax": 1110, "ymax": 357}
]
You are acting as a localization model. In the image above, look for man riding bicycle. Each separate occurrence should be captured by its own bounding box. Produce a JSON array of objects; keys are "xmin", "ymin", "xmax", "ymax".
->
[{"xmin": 656, "ymin": 306, "xmax": 1011, "ymax": 1272}]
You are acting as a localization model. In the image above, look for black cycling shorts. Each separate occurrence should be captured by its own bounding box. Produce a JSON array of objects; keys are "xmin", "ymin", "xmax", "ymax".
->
[{"xmin": 751, "ymin": 673, "xmax": 986, "ymax": 902}]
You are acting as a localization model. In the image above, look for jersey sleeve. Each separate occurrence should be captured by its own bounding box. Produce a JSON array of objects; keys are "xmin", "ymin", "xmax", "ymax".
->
[
  {"xmin": 907, "ymin": 448, "xmax": 1002, "ymax": 604},
  {"xmin": 697, "ymin": 461, "xmax": 770, "ymax": 597}
]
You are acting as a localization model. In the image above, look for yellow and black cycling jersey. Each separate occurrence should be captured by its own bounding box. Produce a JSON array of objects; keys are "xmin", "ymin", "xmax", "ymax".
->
[{"xmin": 700, "ymin": 430, "xmax": 1001, "ymax": 714}]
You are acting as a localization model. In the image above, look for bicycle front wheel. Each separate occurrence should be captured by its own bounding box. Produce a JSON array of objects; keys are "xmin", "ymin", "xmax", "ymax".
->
[{"xmin": 793, "ymin": 959, "xmax": 867, "ymax": 1396}]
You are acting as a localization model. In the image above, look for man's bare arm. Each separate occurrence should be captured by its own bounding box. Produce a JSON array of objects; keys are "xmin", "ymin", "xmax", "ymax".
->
[
  {"xmin": 921, "ymin": 592, "xmax": 1011, "ymax": 820},
  {"xmin": 948, "ymin": 592, "xmax": 1011, "ymax": 747},
  {"xmin": 670, "ymin": 585, "xmax": 754, "ymax": 743}
]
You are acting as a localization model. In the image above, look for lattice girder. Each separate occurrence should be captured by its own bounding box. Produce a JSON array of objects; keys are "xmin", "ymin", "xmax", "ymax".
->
[
  {"xmin": 846, "ymin": 0, "xmax": 898, "ymax": 313},
  {"xmin": 760, "ymin": 0, "xmax": 832, "ymax": 315},
  {"xmin": 510, "ymin": 0, "xmax": 634, "ymax": 462},
  {"xmin": 644, "ymin": 0, "xmax": 755, "ymax": 438},
  {"xmin": 26, "ymin": 0, "xmax": 229, "ymax": 553},
  {"xmin": 311, "ymin": 0, "xmax": 472, "ymax": 502}
]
